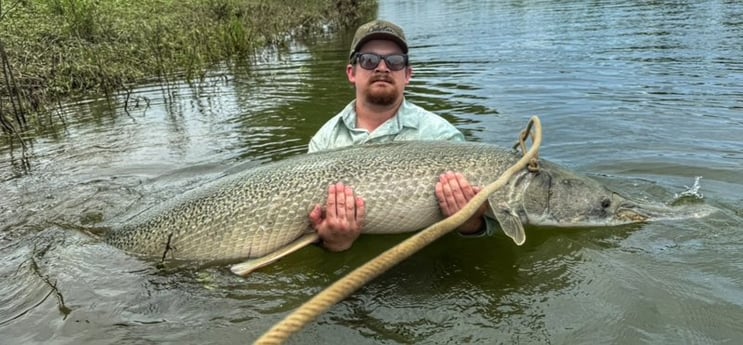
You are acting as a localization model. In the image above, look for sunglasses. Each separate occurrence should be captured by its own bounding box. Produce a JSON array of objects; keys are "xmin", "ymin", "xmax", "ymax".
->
[{"xmin": 353, "ymin": 53, "xmax": 409, "ymax": 71}]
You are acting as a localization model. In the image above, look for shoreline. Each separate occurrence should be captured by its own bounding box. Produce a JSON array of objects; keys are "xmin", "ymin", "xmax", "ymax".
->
[{"xmin": 0, "ymin": 0, "xmax": 376, "ymax": 134}]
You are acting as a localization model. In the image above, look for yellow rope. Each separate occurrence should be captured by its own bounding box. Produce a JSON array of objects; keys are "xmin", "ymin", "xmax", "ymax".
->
[{"xmin": 253, "ymin": 116, "xmax": 543, "ymax": 345}]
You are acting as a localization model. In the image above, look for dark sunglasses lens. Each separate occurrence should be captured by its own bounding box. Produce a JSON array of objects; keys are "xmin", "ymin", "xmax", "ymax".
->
[
  {"xmin": 385, "ymin": 55, "xmax": 406, "ymax": 70},
  {"xmin": 358, "ymin": 54, "xmax": 381, "ymax": 69}
]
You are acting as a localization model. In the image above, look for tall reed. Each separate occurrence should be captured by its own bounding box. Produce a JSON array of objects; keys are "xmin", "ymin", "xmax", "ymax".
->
[{"xmin": 0, "ymin": 0, "xmax": 376, "ymax": 135}]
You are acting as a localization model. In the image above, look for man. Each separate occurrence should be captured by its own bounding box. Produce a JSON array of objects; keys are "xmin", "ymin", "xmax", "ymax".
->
[{"xmin": 308, "ymin": 20, "xmax": 490, "ymax": 252}]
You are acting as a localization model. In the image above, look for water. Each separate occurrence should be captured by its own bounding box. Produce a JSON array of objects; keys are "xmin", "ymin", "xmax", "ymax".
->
[{"xmin": 2, "ymin": 0, "xmax": 742, "ymax": 344}]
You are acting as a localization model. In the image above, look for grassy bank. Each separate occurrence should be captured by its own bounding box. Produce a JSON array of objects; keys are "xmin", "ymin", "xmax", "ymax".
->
[{"xmin": 0, "ymin": 0, "xmax": 376, "ymax": 134}]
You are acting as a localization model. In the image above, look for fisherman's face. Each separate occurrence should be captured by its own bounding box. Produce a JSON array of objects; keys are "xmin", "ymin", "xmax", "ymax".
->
[{"xmin": 347, "ymin": 40, "xmax": 412, "ymax": 106}]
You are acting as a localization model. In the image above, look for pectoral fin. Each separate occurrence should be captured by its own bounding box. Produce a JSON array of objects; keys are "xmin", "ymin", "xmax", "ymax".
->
[
  {"xmin": 230, "ymin": 232, "xmax": 320, "ymax": 277},
  {"xmin": 488, "ymin": 197, "xmax": 526, "ymax": 245}
]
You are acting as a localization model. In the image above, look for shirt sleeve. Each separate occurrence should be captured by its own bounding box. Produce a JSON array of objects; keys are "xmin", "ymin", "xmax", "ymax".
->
[
  {"xmin": 308, "ymin": 117, "xmax": 338, "ymax": 153},
  {"xmin": 458, "ymin": 216, "xmax": 497, "ymax": 238},
  {"xmin": 441, "ymin": 129, "xmax": 466, "ymax": 142},
  {"xmin": 421, "ymin": 112, "xmax": 466, "ymax": 142}
]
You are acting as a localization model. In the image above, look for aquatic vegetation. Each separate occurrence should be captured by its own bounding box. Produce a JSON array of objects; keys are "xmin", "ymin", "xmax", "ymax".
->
[{"xmin": 0, "ymin": 0, "xmax": 376, "ymax": 134}]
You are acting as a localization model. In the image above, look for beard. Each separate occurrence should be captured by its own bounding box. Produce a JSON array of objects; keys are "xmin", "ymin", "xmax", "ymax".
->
[{"xmin": 365, "ymin": 75, "xmax": 398, "ymax": 106}]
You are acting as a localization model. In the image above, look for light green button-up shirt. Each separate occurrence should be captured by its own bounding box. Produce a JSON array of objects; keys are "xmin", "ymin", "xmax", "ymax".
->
[
  {"xmin": 308, "ymin": 98, "xmax": 495, "ymax": 237},
  {"xmin": 308, "ymin": 99, "xmax": 465, "ymax": 153}
]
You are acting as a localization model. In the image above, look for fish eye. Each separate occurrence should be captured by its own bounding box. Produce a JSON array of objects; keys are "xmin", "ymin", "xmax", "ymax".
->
[{"xmin": 601, "ymin": 198, "xmax": 611, "ymax": 209}]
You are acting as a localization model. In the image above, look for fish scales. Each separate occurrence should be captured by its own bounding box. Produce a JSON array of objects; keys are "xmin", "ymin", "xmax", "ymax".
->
[{"xmin": 105, "ymin": 141, "xmax": 519, "ymax": 261}]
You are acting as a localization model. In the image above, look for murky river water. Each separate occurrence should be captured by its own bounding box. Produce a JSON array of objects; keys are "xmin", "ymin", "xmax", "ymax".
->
[{"xmin": 2, "ymin": 0, "xmax": 742, "ymax": 344}]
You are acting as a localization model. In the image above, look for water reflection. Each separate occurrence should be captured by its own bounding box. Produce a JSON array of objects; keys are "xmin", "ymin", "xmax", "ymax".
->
[{"xmin": 0, "ymin": 138, "xmax": 31, "ymax": 180}]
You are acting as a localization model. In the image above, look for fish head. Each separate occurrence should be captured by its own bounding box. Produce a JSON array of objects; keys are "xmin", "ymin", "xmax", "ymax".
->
[{"xmin": 518, "ymin": 163, "xmax": 655, "ymax": 227}]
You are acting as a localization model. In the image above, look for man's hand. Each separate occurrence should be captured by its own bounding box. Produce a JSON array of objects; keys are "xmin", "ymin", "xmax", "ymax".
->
[
  {"xmin": 309, "ymin": 182, "xmax": 366, "ymax": 252},
  {"xmin": 435, "ymin": 171, "xmax": 488, "ymax": 234}
]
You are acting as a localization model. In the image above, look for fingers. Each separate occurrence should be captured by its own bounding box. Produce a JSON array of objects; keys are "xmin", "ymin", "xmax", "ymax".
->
[
  {"xmin": 450, "ymin": 174, "xmax": 467, "ymax": 210},
  {"xmin": 435, "ymin": 178, "xmax": 451, "ymax": 216},
  {"xmin": 327, "ymin": 183, "xmax": 358, "ymax": 225},
  {"xmin": 344, "ymin": 184, "xmax": 356, "ymax": 223},
  {"xmin": 436, "ymin": 171, "xmax": 480, "ymax": 216},
  {"xmin": 355, "ymin": 197, "xmax": 366, "ymax": 229},
  {"xmin": 326, "ymin": 183, "xmax": 338, "ymax": 220},
  {"xmin": 334, "ymin": 183, "xmax": 347, "ymax": 220},
  {"xmin": 308, "ymin": 204, "xmax": 324, "ymax": 227},
  {"xmin": 312, "ymin": 182, "xmax": 364, "ymax": 252},
  {"xmin": 457, "ymin": 173, "xmax": 477, "ymax": 200},
  {"xmin": 439, "ymin": 171, "xmax": 466, "ymax": 210}
]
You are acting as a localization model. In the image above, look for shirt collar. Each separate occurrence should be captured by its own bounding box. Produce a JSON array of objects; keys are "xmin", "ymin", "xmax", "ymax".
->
[{"xmin": 340, "ymin": 98, "xmax": 420, "ymax": 132}]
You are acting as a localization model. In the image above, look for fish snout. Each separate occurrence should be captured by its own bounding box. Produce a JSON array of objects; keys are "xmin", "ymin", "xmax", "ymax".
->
[
  {"xmin": 615, "ymin": 204, "xmax": 651, "ymax": 223},
  {"xmin": 615, "ymin": 201, "xmax": 716, "ymax": 223}
]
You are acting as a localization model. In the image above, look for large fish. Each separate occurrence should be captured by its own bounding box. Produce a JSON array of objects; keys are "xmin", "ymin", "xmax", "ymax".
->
[{"xmin": 104, "ymin": 140, "xmax": 710, "ymax": 271}]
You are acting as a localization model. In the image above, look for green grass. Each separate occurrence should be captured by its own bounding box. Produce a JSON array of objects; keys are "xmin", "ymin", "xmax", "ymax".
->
[{"xmin": 0, "ymin": 0, "xmax": 376, "ymax": 134}]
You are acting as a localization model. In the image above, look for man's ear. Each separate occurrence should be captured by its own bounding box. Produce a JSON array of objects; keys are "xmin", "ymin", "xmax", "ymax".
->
[
  {"xmin": 405, "ymin": 66, "xmax": 413, "ymax": 84},
  {"xmin": 346, "ymin": 64, "xmax": 356, "ymax": 84}
]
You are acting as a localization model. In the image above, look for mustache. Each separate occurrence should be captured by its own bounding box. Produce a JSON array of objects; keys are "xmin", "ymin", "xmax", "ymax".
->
[{"xmin": 369, "ymin": 74, "xmax": 394, "ymax": 84}]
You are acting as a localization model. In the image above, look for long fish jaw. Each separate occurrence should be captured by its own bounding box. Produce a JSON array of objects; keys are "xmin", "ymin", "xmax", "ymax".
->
[
  {"xmin": 615, "ymin": 200, "xmax": 656, "ymax": 223},
  {"xmin": 516, "ymin": 163, "xmax": 714, "ymax": 228},
  {"xmin": 615, "ymin": 199, "xmax": 717, "ymax": 224},
  {"xmin": 525, "ymin": 197, "xmax": 715, "ymax": 228}
]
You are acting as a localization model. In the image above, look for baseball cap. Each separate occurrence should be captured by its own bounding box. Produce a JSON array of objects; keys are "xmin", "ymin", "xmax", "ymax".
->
[{"xmin": 349, "ymin": 20, "xmax": 408, "ymax": 62}]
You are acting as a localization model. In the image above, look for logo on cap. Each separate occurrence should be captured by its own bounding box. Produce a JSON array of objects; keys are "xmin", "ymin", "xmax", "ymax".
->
[{"xmin": 349, "ymin": 20, "xmax": 408, "ymax": 61}]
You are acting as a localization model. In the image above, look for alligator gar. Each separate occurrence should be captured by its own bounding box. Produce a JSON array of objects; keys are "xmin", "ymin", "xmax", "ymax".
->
[{"xmin": 104, "ymin": 140, "xmax": 710, "ymax": 269}]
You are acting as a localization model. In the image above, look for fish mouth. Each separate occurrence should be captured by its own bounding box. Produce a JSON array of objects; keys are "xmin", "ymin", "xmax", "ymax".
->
[
  {"xmin": 615, "ymin": 201, "xmax": 717, "ymax": 223},
  {"xmin": 525, "ymin": 201, "xmax": 716, "ymax": 228},
  {"xmin": 616, "ymin": 202, "xmax": 653, "ymax": 223}
]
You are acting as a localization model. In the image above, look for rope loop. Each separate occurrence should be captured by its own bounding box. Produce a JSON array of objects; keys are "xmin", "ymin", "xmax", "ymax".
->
[{"xmin": 512, "ymin": 117, "xmax": 540, "ymax": 172}]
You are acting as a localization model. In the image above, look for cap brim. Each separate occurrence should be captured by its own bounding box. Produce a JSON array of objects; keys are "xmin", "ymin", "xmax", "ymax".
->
[{"xmin": 352, "ymin": 33, "xmax": 408, "ymax": 57}]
